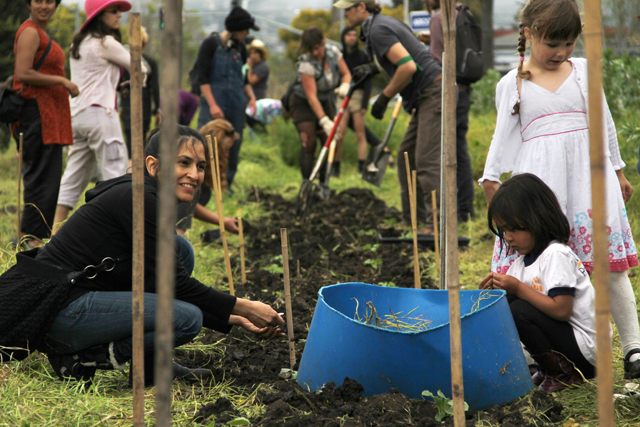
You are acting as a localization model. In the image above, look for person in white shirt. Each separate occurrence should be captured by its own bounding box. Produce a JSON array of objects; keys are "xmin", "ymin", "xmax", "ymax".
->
[
  {"xmin": 52, "ymin": 0, "xmax": 146, "ymax": 234},
  {"xmin": 479, "ymin": 173, "xmax": 603, "ymax": 393}
]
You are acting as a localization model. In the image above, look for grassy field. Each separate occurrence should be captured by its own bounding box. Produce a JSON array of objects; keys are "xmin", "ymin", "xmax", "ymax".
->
[{"xmin": 1, "ymin": 99, "xmax": 640, "ymax": 425}]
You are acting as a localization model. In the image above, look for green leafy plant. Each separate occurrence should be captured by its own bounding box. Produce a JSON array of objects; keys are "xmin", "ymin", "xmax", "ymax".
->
[
  {"xmin": 421, "ymin": 390, "xmax": 469, "ymax": 422},
  {"xmin": 265, "ymin": 264, "xmax": 283, "ymax": 274},
  {"xmin": 362, "ymin": 243, "xmax": 380, "ymax": 253},
  {"xmin": 378, "ymin": 281, "xmax": 397, "ymax": 287},
  {"xmin": 364, "ymin": 258, "xmax": 382, "ymax": 270}
]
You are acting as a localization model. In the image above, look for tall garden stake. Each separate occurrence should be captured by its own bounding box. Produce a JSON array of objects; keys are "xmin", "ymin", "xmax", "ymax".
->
[
  {"xmin": 239, "ymin": 217, "xmax": 246, "ymax": 283},
  {"xmin": 129, "ymin": 14, "xmax": 145, "ymax": 427},
  {"xmin": 442, "ymin": 1, "xmax": 464, "ymax": 425},
  {"xmin": 403, "ymin": 152, "xmax": 420, "ymax": 289},
  {"xmin": 281, "ymin": 228, "xmax": 296, "ymax": 370},
  {"xmin": 207, "ymin": 135, "xmax": 235, "ymax": 295},
  {"xmin": 432, "ymin": 189, "xmax": 440, "ymax": 276},
  {"xmin": 583, "ymin": 0, "xmax": 613, "ymax": 425},
  {"xmin": 17, "ymin": 132, "xmax": 23, "ymax": 244},
  {"xmin": 156, "ymin": 0, "xmax": 181, "ymax": 425}
]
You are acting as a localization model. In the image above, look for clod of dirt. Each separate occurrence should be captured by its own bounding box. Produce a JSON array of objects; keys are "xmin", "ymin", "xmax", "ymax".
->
[{"xmin": 192, "ymin": 397, "xmax": 238, "ymax": 424}]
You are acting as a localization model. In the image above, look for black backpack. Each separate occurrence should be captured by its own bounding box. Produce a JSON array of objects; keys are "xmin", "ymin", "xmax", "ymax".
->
[{"xmin": 455, "ymin": 4, "xmax": 484, "ymax": 85}]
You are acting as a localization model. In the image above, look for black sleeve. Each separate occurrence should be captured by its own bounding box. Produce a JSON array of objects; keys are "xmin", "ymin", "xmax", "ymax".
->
[
  {"xmin": 195, "ymin": 35, "xmax": 217, "ymax": 87},
  {"xmin": 145, "ymin": 54, "xmax": 160, "ymax": 115},
  {"xmin": 360, "ymin": 51, "xmax": 372, "ymax": 109},
  {"xmin": 240, "ymin": 43, "xmax": 249, "ymax": 86},
  {"xmin": 548, "ymin": 287, "xmax": 576, "ymax": 298},
  {"xmin": 118, "ymin": 182, "xmax": 236, "ymax": 333}
]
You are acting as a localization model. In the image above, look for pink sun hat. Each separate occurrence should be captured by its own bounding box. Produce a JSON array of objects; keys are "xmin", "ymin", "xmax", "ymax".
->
[{"xmin": 80, "ymin": 0, "xmax": 132, "ymax": 32}]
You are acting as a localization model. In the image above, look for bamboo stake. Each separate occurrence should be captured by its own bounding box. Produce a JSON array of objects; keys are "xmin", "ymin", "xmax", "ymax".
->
[
  {"xmin": 129, "ymin": 14, "xmax": 145, "ymax": 427},
  {"xmin": 583, "ymin": 1, "xmax": 613, "ymax": 425},
  {"xmin": 281, "ymin": 228, "xmax": 296, "ymax": 370},
  {"xmin": 17, "ymin": 132, "xmax": 23, "ymax": 244},
  {"xmin": 442, "ymin": 1, "xmax": 464, "ymax": 425},
  {"xmin": 403, "ymin": 153, "xmax": 420, "ymax": 289},
  {"xmin": 206, "ymin": 135, "xmax": 235, "ymax": 295},
  {"xmin": 432, "ymin": 189, "xmax": 440, "ymax": 274},
  {"xmin": 238, "ymin": 217, "xmax": 246, "ymax": 283},
  {"xmin": 155, "ymin": 0, "xmax": 181, "ymax": 424}
]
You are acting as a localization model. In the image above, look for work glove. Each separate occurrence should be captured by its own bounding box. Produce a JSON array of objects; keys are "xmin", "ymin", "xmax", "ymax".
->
[
  {"xmin": 335, "ymin": 82, "xmax": 350, "ymax": 98},
  {"xmin": 352, "ymin": 63, "xmax": 380, "ymax": 81},
  {"xmin": 319, "ymin": 115, "xmax": 335, "ymax": 136},
  {"xmin": 371, "ymin": 93, "xmax": 391, "ymax": 120}
]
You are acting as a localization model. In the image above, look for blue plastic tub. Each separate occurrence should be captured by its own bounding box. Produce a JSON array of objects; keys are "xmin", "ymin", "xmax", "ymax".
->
[{"xmin": 297, "ymin": 283, "xmax": 533, "ymax": 409}]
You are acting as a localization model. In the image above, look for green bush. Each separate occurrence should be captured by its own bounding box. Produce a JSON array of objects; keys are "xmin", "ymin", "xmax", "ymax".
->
[
  {"xmin": 470, "ymin": 69, "xmax": 501, "ymax": 116},
  {"xmin": 603, "ymin": 50, "xmax": 640, "ymax": 122}
]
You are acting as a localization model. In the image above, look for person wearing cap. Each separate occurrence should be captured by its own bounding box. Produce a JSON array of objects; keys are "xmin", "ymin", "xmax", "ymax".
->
[
  {"xmin": 246, "ymin": 39, "xmax": 270, "ymax": 101},
  {"xmin": 336, "ymin": 0, "xmax": 443, "ymax": 235},
  {"xmin": 52, "ymin": 0, "xmax": 147, "ymax": 234},
  {"xmin": 193, "ymin": 6, "xmax": 258, "ymax": 190},
  {"xmin": 12, "ymin": 0, "xmax": 79, "ymax": 248}
]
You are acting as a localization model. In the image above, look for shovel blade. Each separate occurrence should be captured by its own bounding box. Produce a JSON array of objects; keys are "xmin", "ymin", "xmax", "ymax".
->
[{"xmin": 361, "ymin": 152, "xmax": 390, "ymax": 188}]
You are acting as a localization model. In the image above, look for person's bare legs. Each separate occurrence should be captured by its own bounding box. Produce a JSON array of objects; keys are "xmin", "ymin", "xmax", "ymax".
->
[
  {"xmin": 352, "ymin": 109, "xmax": 367, "ymax": 162},
  {"xmin": 51, "ymin": 205, "xmax": 72, "ymax": 236}
]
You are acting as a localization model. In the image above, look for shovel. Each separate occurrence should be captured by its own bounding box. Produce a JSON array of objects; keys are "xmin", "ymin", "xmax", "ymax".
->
[
  {"xmin": 297, "ymin": 75, "xmax": 369, "ymax": 217},
  {"xmin": 361, "ymin": 97, "xmax": 403, "ymax": 187}
]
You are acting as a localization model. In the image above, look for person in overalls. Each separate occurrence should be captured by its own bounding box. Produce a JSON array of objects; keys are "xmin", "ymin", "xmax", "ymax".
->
[{"xmin": 193, "ymin": 6, "xmax": 258, "ymax": 190}]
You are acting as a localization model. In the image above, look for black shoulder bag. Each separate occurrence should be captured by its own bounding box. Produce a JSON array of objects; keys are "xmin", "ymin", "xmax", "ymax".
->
[{"xmin": 0, "ymin": 35, "xmax": 53, "ymax": 124}]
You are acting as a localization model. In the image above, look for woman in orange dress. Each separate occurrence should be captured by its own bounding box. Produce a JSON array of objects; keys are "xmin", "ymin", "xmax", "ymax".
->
[{"xmin": 13, "ymin": 0, "xmax": 78, "ymax": 247}]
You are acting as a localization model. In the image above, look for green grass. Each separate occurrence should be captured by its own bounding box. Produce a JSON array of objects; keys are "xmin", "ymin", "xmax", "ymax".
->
[{"xmin": 2, "ymin": 107, "xmax": 640, "ymax": 425}]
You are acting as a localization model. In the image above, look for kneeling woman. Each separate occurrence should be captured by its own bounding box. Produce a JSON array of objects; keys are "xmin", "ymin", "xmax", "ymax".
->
[{"xmin": 0, "ymin": 125, "xmax": 283, "ymax": 384}]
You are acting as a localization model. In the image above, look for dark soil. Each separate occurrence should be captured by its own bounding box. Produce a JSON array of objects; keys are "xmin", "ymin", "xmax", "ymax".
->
[{"xmin": 176, "ymin": 188, "xmax": 564, "ymax": 426}]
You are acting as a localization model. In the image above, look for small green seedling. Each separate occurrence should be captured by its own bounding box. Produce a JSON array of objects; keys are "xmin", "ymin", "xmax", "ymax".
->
[
  {"xmin": 364, "ymin": 258, "xmax": 382, "ymax": 270},
  {"xmin": 421, "ymin": 390, "xmax": 469, "ymax": 422}
]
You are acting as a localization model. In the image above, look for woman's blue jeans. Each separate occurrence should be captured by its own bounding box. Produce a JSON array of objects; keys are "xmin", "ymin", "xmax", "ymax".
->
[{"xmin": 44, "ymin": 237, "xmax": 200, "ymax": 362}]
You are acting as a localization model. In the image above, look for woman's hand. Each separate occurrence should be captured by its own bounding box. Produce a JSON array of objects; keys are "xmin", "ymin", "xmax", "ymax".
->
[
  {"xmin": 224, "ymin": 217, "xmax": 239, "ymax": 234},
  {"xmin": 482, "ymin": 180, "xmax": 501, "ymax": 207},
  {"xmin": 229, "ymin": 315, "xmax": 284, "ymax": 339},
  {"xmin": 233, "ymin": 299, "xmax": 285, "ymax": 329},
  {"xmin": 209, "ymin": 103, "xmax": 224, "ymax": 119},
  {"xmin": 63, "ymin": 79, "xmax": 80, "ymax": 98},
  {"xmin": 490, "ymin": 273, "xmax": 522, "ymax": 295},
  {"xmin": 616, "ymin": 169, "xmax": 633, "ymax": 202}
]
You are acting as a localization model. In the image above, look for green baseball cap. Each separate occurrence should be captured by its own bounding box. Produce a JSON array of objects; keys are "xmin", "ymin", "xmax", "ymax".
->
[{"xmin": 333, "ymin": 0, "xmax": 374, "ymax": 9}]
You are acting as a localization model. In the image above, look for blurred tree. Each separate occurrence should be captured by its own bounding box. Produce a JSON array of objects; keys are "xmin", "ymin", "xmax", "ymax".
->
[
  {"xmin": 603, "ymin": 0, "xmax": 640, "ymax": 51},
  {"xmin": 0, "ymin": 2, "xmax": 29, "ymax": 81}
]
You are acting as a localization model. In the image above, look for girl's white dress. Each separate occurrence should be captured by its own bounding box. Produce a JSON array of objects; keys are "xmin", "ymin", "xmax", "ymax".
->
[{"xmin": 481, "ymin": 58, "xmax": 638, "ymax": 274}]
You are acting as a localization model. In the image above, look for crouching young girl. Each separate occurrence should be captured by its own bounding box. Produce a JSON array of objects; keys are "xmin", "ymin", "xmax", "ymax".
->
[{"xmin": 479, "ymin": 173, "xmax": 603, "ymax": 393}]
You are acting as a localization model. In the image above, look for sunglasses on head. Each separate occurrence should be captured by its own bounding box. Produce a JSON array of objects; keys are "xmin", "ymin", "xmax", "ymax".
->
[{"xmin": 224, "ymin": 128, "xmax": 236, "ymax": 136}]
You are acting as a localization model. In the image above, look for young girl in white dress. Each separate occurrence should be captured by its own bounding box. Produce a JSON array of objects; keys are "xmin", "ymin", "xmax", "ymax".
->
[
  {"xmin": 479, "ymin": 0, "xmax": 640, "ymax": 378},
  {"xmin": 480, "ymin": 173, "xmax": 600, "ymax": 393}
]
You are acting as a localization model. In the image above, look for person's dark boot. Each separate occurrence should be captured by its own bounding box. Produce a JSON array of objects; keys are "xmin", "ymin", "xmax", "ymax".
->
[
  {"xmin": 47, "ymin": 342, "xmax": 126, "ymax": 384},
  {"xmin": 532, "ymin": 351, "xmax": 584, "ymax": 393},
  {"xmin": 358, "ymin": 160, "xmax": 365, "ymax": 173},
  {"xmin": 331, "ymin": 161, "xmax": 341, "ymax": 177},
  {"xmin": 623, "ymin": 349, "xmax": 640, "ymax": 379},
  {"xmin": 129, "ymin": 351, "xmax": 213, "ymax": 387}
]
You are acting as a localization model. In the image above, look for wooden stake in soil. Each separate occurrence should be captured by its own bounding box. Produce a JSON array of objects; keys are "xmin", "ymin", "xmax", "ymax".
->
[
  {"xmin": 432, "ymin": 189, "xmax": 440, "ymax": 274},
  {"xmin": 206, "ymin": 135, "xmax": 235, "ymax": 295},
  {"xmin": 583, "ymin": 0, "xmax": 613, "ymax": 425},
  {"xmin": 17, "ymin": 132, "xmax": 23, "ymax": 243},
  {"xmin": 129, "ymin": 14, "xmax": 145, "ymax": 427},
  {"xmin": 155, "ymin": 1, "xmax": 181, "ymax": 425},
  {"xmin": 281, "ymin": 228, "xmax": 296, "ymax": 370},
  {"xmin": 238, "ymin": 217, "xmax": 246, "ymax": 283},
  {"xmin": 403, "ymin": 152, "xmax": 420, "ymax": 289},
  {"xmin": 442, "ymin": 1, "xmax": 465, "ymax": 425}
]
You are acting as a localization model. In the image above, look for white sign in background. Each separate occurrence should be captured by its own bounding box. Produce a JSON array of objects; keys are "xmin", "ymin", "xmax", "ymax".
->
[{"xmin": 409, "ymin": 11, "xmax": 431, "ymax": 33}]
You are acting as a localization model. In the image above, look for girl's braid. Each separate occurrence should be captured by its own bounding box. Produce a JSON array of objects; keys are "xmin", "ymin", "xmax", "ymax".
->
[{"xmin": 512, "ymin": 24, "xmax": 531, "ymax": 115}]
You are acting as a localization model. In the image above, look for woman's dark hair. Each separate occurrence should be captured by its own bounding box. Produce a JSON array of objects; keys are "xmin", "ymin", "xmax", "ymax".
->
[
  {"xmin": 297, "ymin": 27, "xmax": 325, "ymax": 55},
  {"xmin": 341, "ymin": 26, "xmax": 358, "ymax": 52},
  {"xmin": 365, "ymin": 3, "xmax": 382, "ymax": 14},
  {"xmin": 488, "ymin": 173, "xmax": 570, "ymax": 256},
  {"xmin": 144, "ymin": 125, "xmax": 210, "ymax": 181},
  {"xmin": 25, "ymin": 0, "xmax": 62, "ymax": 6},
  {"xmin": 70, "ymin": 11, "xmax": 123, "ymax": 60},
  {"xmin": 512, "ymin": 0, "xmax": 581, "ymax": 114}
]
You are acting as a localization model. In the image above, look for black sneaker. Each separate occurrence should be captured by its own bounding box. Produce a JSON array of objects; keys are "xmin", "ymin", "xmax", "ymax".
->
[
  {"xmin": 48, "ymin": 353, "xmax": 96, "ymax": 383},
  {"xmin": 624, "ymin": 349, "xmax": 640, "ymax": 379},
  {"xmin": 173, "ymin": 362, "xmax": 213, "ymax": 383}
]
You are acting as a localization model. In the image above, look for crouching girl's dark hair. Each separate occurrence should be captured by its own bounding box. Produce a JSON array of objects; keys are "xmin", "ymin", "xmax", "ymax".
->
[{"xmin": 144, "ymin": 125, "xmax": 209, "ymax": 179}]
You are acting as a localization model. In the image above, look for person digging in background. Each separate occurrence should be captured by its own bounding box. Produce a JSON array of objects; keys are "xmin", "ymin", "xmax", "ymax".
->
[
  {"xmin": 480, "ymin": 0, "xmax": 640, "ymax": 379},
  {"xmin": 0, "ymin": 125, "xmax": 284, "ymax": 385},
  {"xmin": 421, "ymin": 0, "xmax": 476, "ymax": 223},
  {"xmin": 12, "ymin": 0, "xmax": 79, "ymax": 248},
  {"xmin": 336, "ymin": 0, "xmax": 442, "ymax": 235},
  {"xmin": 290, "ymin": 26, "xmax": 351, "ymax": 180},
  {"xmin": 480, "ymin": 173, "xmax": 600, "ymax": 393},
  {"xmin": 193, "ymin": 6, "xmax": 258, "ymax": 191}
]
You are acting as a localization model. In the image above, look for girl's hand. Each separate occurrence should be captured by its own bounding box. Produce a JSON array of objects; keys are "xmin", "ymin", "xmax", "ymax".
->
[
  {"xmin": 491, "ymin": 273, "xmax": 522, "ymax": 295},
  {"xmin": 64, "ymin": 79, "xmax": 80, "ymax": 97},
  {"xmin": 616, "ymin": 169, "xmax": 633, "ymax": 202},
  {"xmin": 479, "ymin": 272, "xmax": 494, "ymax": 289},
  {"xmin": 229, "ymin": 315, "xmax": 284, "ymax": 339},
  {"xmin": 233, "ymin": 299, "xmax": 285, "ymax": 329}
]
